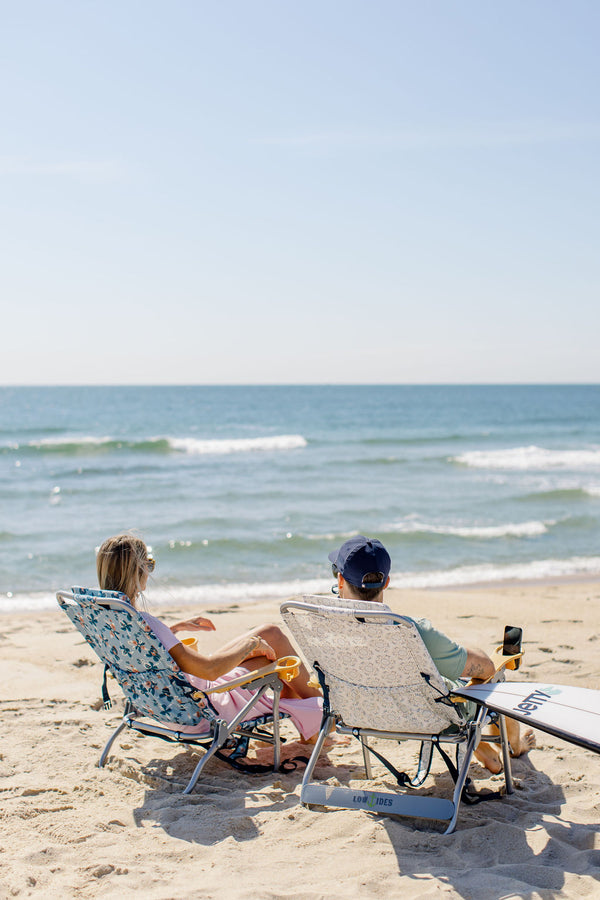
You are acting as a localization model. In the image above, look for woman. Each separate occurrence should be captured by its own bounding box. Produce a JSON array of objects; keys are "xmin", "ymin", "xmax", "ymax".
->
[{"xmin": 96, "ymin": 533, "xmax": 323, "ymax": 741}]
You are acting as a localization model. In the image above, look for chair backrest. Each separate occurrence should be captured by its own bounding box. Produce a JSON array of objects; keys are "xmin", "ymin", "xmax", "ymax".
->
[
  {"xmin": 281, "ymin": 599, "xmax": 464, "ymax": 734},
  {"xmin": 57, "ymin": 587, "xmax": 212, "ymax": 727},
  {"xmin": 300, "ymin": 593, "xmax": 394, "ymax": 612}
]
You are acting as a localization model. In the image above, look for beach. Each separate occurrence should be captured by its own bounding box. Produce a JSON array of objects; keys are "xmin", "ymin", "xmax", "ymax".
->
[{"xmin": 1, "ymin": 580, "xmax": 599, "ymax": 899}]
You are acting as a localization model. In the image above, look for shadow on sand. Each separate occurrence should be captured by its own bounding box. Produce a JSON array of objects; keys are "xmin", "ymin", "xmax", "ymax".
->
[{"xmin": 128, "ymin": 740, "xmax": 600, "ymax": 897}]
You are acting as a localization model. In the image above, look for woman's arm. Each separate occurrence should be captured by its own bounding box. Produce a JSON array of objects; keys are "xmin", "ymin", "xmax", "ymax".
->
[{"xmin": 169, "ymin": 632, "xmax": 276, "ymax": 681}]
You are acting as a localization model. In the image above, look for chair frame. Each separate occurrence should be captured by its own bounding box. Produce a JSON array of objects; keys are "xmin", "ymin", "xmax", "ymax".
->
[
  {"xmin": 281, "ymin": 597, "xmax": 514, "ymax": 834},
  {"xmin": 57, "ymin": 589, "xmax": 287, "ymax": 794}
]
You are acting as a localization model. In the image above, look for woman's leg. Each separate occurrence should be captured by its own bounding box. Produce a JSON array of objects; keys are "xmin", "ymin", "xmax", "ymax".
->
[
  {"xmin": 216, "ymin": 623, "xmax": 321, "ymax": 700},
  {"xmin": 248, "ymin": 623, "xmax": 321, "ymax": 699}
]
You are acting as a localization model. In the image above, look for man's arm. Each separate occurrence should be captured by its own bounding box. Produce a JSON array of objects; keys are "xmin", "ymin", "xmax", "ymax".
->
[{"xmin": 461, "ymin": 648, "xmax": 495, "ymax": 682}]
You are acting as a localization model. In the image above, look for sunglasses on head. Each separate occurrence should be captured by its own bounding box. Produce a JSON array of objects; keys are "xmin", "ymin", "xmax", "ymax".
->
[{"xmin": 146, "ymin": 557, "xmax": 155, "ymax": 573}]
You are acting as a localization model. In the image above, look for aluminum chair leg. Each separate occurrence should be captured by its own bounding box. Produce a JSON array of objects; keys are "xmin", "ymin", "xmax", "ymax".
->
[
  {"xmin": 184, "ymin": 682, "xmax": 283, "ymax": 793},
  {"xmin": 272, "ymin": 688, "xmax": 281, "ymax": 773},
  {"xmin": 444, "ymin": 706, "xmax": 489, "ymax": 835},
  {"xmin": 183, "ymin": 722, "xmax": 228, "ymax": 794},
  {"xmin": 361, "ymin": 736, "xmax": 373, "ymax": 778},
  {"xmin": 98, "ymin": 719, "xmax": 129, "ymax": 768},
  {"xmin": 300, "ymin": 714, "xmax": 335, "ymax": 805},
  {"xmin": 498, "ymin": 714, "xmax": 514, "ymax": 795}
]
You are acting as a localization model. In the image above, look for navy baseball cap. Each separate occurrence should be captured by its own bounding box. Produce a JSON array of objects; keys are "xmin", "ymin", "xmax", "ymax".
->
[{"xmin": 328, "ymin": 536, "xmax": 391, "ymax": 589}]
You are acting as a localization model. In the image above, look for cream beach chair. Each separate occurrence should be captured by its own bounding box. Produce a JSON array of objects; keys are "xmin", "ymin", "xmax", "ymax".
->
[
  {"xmin": 280, "ymin": 596, "xmax": 514, "ymax": 834},
  {"xmin": 57, "ymin": 587, "xmax": 296, "ymax": 793}
]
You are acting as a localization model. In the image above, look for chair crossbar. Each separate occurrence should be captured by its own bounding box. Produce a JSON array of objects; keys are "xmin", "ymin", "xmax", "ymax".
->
[{"xmin": 302, "ymin": 785, "xmax": 456, "ymax": 821}]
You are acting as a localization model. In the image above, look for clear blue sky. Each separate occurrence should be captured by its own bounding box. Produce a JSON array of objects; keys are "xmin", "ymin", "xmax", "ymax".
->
[{"xmin": 2, "ymin": 1, "xmax": 599, "ymax": 384}]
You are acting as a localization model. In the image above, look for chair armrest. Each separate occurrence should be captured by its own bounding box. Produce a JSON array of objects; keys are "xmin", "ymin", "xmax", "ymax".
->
[{"xmin": 195, "ymin": 656, "xmax": 301, "ymax": 695}]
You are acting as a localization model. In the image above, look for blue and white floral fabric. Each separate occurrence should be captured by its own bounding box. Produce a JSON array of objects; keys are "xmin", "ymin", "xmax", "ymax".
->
[{"xmin": 58, "ymin": 587, "xmax": 213, "ymax": 728}]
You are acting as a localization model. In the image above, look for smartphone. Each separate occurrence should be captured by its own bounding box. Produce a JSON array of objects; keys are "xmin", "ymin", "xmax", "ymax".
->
[{"xmin": 502, "ymin": 625, "xmax": 523, "ymax": 670}]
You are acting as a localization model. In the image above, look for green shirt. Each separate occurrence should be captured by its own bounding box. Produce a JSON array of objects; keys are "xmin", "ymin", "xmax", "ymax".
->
[{"xmin": 408, "ymin": 616, "xmax": 467, "ymax": 682}]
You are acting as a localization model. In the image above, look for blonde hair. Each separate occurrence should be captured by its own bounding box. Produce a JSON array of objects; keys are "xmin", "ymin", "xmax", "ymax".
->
[{"xmin": 96, "ymin": 533, "xmax": 152, "ymax": 606}]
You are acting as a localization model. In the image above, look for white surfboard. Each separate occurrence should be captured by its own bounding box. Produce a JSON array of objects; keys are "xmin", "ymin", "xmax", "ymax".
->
[{"xmin": 453, "ymin": 682, "xmax": 600, "ymax": 755}]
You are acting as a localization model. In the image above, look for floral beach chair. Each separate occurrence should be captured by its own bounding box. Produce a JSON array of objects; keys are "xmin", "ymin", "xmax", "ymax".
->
[
  {"xmin": 57, "ymin": 587, "xmax": 291, "ymax": 793},
  {"xmin": 280, "ymin": 596, "xmax": 515, "ymax": 834}
]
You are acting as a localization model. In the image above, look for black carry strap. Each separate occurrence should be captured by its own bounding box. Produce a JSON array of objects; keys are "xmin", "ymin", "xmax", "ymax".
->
[
  {"xmin": 214, "ymin": 749, "xmax": 309, "ymax": 775},
  {"xmin": 355, "ymin": 736, "xmax": 413, "ymax": 787},
  {"xmin": 313, "ymin": 662, "xmax": 331, "ymax": 714},
  {"xmin": 353, "ymin": 738, "xmax": 434, "ymax": 789},
  {"xmin": 420, "ymin": 672, "xmax": 459, "ymax": 709},
  {"xmin": 432, "ymin": 740, "xmax": 502, "ymax": 805},
  {"xmin": 101, "ymin": 664, "xmax": 112, "ymax": 710}
]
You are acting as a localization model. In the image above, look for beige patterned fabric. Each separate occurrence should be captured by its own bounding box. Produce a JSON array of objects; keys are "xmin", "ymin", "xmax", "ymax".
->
[{"xmin": 282, "ymin": 597, "xmax": 465, "ymax": 734}]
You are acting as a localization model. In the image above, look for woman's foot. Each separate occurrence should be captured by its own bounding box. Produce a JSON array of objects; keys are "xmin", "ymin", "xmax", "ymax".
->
[{"xmin": 474, "ymin": 741, "xmax": 503, "ymax": 774}]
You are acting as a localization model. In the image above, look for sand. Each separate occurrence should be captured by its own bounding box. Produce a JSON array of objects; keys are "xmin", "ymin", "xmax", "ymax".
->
[{"xmin": 1, "ymin": 581, "xmax": 599, "ymax": 899}]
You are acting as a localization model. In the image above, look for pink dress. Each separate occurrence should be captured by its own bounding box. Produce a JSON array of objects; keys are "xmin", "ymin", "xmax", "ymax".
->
[{"xmin": 141, "ymin": 612, "xmax": 322, "ymax": 740}]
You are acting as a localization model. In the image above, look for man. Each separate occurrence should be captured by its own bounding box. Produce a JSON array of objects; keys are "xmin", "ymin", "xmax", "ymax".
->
[{"xmin": 328, "ymin": 535, "xmax": 535, "ymax": 772}]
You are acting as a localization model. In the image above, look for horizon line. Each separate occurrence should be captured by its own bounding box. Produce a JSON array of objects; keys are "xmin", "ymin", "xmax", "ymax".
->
[{"xmin": 1, "ymin": 382, "xmax": 599, "ymax": 389}]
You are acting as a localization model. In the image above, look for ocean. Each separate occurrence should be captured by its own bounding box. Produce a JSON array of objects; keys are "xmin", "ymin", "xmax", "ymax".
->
[{"xmin": 2, "ymin": 384, "xmax": 600, "ymax": 614}]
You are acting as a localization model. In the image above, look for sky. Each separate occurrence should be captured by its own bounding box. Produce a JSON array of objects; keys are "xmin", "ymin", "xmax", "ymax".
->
[{"xmin": 2, "ymin": 1, "xmax": 599, "ymax": 385}]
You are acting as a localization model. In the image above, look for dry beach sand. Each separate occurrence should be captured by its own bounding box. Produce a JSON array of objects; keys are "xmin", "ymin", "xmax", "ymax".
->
[{"xmin": 1, "ymin": 582, "xmax": 599, "ymax": 899}]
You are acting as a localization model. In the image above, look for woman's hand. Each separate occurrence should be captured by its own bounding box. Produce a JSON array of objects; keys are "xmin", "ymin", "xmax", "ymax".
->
[
  {"xmin": 244, "ymin": 636, "xmax": 277, "ymax": 662},
  {"xmin": 170, "ymin": 616, "xmax": 216, "ymax": 634}
]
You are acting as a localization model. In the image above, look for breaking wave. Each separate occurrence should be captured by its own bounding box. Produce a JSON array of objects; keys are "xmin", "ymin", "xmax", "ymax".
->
[
  {"xmin": 6, "ymin": 434, "xmax": 307, "ymax": 457},
  {"xmin": 167, "ymin": 435, "xmax": 307, "ymax": 455},
  {"xmin": 392, "ymin": 556, "xmax": 600, "ymax": 589},
  {"xmin": 452, "ymin": 446, "xmax": 600, "ymax": 470},
  {"xmin": 6, "ymin": 557, "xmax": 600, "ymax": 614},
  {"xmin": 385, "ymin": 519, "xmax": 552, "ymax": 539}
]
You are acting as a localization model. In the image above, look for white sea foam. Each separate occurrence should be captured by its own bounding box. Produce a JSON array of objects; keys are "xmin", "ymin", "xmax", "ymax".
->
[
  {"xmin": 304, "ymin": 530, "xmax": 361, "ymax": 541},
  {"xmin": 5, "ymin": 558, "xmax": 600, "ymax": 615},
  {"xmin": 167, "ymin": 434, "xmax": 307, "ymax": 455},
  {"xmin": 16, "ymin": 433, "xmax": 308, "ymax": 456},
  {"xmin": 453, "ymin": 445, "xmax": 600, "ymax": 470},
  {"xmin": 386, "ymin": 519, "xmax": 551, "ymax": 539},
  {"xmin": 392, "ymin": 556, "xmax": 600, "ymax": 589},
  {"xmin": 0, "ymin": 579, "xmax": 331, "ymax": 614},
  {"xmin": 0, "ymin": 591, "xmax": 60, "ymax": 614}
]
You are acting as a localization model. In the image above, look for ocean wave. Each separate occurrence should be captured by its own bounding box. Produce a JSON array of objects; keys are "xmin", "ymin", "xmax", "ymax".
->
[
  {"xmin": 452, "ymin": 446, "xmax": 600, "ymax": 470},
  {"xmin": 0, "ymin": 578, "xmax": 332, "ymax": 614},
  {"xmin": 11, "ymin": 436, "xmax": 156, "ymax": 455},
  {"xmin": 5, "ymin": 434, "xmax": 307, "ymax": 457},
  {"xmin": 167, "ymin": 435, "xmax": 307, "ymax": 455},
  {"xmin": 519, "ymin": 487, "xmax": 593, "ymax": 502},
  {"xmin": 4, "ymin": 557, "xmax": 600, "ymax": 614},
  {"xmin": 392, "ymin": 556, "xmax": 600, "ymax": 589},
  {"xmin": 384, "ymin": 519, "xmax": 552, "ymax": 539},
  {"xmin": 361, "ymin": 432, "xmax": 487, "ymax": 446}
]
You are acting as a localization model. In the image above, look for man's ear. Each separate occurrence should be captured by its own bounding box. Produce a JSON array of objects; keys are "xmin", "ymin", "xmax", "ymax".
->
[
  {"xmin": 337, "ymin": 573, "xmax": 345, "ymax": 593},
  {"xmin": 383, "ymin": 575, "xmax": 390, "ymax": 589}
]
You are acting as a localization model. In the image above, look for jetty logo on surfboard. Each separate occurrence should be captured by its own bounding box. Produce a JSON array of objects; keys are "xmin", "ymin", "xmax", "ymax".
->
[{"xmin": 513, "ymin": 685, "xmax": 562, "ymax": 716}]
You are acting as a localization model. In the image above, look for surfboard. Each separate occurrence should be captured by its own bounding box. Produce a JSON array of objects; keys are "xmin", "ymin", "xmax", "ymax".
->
[{"xmin": 453, "ymin": 682, "xmax": 600, "ymax": 755}]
